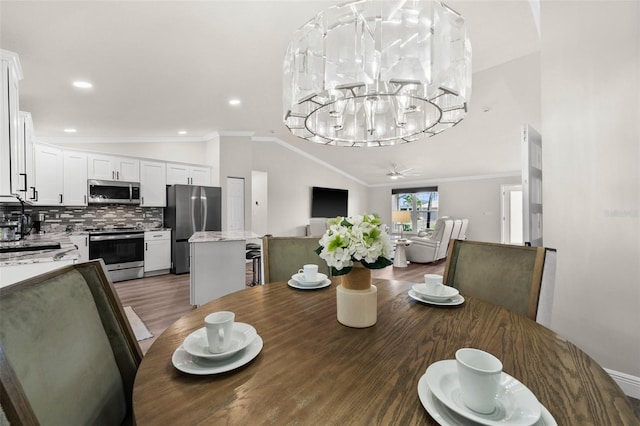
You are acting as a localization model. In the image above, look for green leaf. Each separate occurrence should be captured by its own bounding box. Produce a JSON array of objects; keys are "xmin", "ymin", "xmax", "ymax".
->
[
  {"xmin": 361, "ymin": 257, "xmax": 393, "ymax": 270},
  {"xmin": 331, "ymin": 266, "xmax": 352, "ymax": 276}
]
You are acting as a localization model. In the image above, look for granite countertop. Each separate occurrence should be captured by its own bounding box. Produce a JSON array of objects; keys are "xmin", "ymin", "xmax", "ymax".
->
[
  {"xmin": 0, "ymin": 233, "xmax": 79, "ymax": 267},
  {"xmin": 189, "ymin": 231, "xmax": 261, "ymax": 243}
]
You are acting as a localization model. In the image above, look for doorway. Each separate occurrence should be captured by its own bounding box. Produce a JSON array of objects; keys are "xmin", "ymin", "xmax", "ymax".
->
[
  {"xmin": 226, "ymin": 177, "xmax": 245, "ymax": 232},
  {"xmin": 501, "ymin": 184, "xmax": 523, "ymax": 245}
]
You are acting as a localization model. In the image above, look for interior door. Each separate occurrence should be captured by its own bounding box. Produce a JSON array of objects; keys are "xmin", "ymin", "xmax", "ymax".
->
[
  {"xmin": 522, "ymin": 124, "xmax": 543, "ymax": 246},
  {"xmin": 501, "ymin": 184, "xmax": 523, "ymax": 244},
  {"xmin": 226, "ymin": 177, "xmax": 245, "ymax": 232}
]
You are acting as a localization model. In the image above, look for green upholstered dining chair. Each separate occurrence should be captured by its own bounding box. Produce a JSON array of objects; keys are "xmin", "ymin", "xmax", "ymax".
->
[
  {"xmin": 262, "ymin": 235, "xmax": 330, "ymax": 283},
  {"xmin": 443, "ymin": 240, "xmax": 549, "ymax": 320},
  {"xmin": 0, "ymin": 260, "xmax": 142, "ymax": 426}
]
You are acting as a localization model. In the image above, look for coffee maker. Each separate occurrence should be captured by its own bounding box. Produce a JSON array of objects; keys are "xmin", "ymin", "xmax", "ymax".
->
[{"xmin": 31, "ymin": 212, "xmax": 46, "ymax": 234}]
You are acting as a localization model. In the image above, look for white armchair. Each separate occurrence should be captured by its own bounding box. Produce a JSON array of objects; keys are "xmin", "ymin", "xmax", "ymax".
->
[{"xmin": 405, "ymin": 218, "xmax": 456, "ymax": 263}]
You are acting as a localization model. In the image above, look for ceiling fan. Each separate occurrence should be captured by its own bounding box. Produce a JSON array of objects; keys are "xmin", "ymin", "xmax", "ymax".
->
[{"xmin": 386, "ymin": 163, "xmax": 419, "ymax": 180}]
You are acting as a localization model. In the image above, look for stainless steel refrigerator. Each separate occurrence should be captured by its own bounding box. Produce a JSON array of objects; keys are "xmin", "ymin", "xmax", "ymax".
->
[{"xmin": 165, "ymin": 185, "xmax": 222, "ymax": 274}]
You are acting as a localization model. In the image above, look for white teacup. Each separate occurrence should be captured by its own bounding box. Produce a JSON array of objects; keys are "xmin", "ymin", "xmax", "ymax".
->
[
  {"xmin": 455, "ymin": 348, "xmax": 503, "ymax": 414},
  {"xmin": 298, "ymin": 264, "xmax": 318, "ymax": 282},
  {"xmin": 204, "ymin": 311, "xmax": 235, "ymax": 353},
  {"xmin": 424, "ymin": 273, "xmax": 443, "ymax": 292}
]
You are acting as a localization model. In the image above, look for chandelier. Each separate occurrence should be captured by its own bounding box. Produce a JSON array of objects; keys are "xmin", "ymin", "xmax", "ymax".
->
[{"xmin": 283, "ymin": 0, "xmax": 471, "ymax": 147}]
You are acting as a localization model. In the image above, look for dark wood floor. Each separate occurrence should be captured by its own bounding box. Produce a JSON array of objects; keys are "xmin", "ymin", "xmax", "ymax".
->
[{"xmin": 113, "ymin": 261, "xmax": 445, "ymax": 353}]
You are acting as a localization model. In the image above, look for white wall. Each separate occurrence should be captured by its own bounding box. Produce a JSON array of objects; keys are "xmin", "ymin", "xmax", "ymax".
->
[
  {"xmin": 252, "ymin": 139, "xmax": 369, "ymax": 236},
  {"xmin": 368, "ymin": 175, "xmax": 521, "ymax": 243},
  {"xmin": 542, "ymin": 0, "xmax": 640, "ymax": 388},
  {"xmin": 219, "ymin": 135, "xmax": 253, "ymax": 231}
]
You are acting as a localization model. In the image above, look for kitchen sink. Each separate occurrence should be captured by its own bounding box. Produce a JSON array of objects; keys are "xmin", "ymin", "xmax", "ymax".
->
[{"xmin": 0, "ymin": 242, "xmax": 61, "ymax": 254}]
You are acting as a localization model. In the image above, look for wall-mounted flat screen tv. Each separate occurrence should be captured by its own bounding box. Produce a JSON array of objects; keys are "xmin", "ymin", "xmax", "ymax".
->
[{"xmin": 311, "ymin": 186, "xmax": 348, "ymax": 218}]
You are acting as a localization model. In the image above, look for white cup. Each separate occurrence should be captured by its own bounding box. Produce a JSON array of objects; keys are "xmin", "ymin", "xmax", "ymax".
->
[
  {"xmin": 298, "ymin": 264, "xmax": 318, "ymax": 282},
  {"xmin": 204, "ymin": 311, "xmax": 235, "ymax": 353},
  {"xmin": 455, "ymin": 348, "xmax": 503, "ymax": 414},
  {"xmin": 424, "ymin": 274, "xmax": 443, "ymax": 292}
]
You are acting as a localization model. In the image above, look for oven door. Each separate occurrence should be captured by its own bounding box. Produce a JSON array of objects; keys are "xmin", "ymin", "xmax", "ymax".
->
[{"xmin": 89, "ymin": 233, "xmax": 144, "ymax": 265}]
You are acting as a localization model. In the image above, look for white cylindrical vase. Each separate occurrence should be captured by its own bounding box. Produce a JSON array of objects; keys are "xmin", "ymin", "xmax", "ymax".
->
[{"xmin": 336, "ymin": 284, "xmax": 377, "ymax": 328}]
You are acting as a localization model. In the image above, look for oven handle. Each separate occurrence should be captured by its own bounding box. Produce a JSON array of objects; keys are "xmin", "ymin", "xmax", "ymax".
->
[{"xmin": 89, "ymin": 233, "xmax": 145, "ymax": 242}]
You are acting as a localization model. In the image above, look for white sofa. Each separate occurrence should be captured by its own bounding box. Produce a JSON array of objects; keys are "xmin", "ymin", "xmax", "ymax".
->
[{"xmin": 406, "ymin": 218, "xmax": 468, "ymax": 263}]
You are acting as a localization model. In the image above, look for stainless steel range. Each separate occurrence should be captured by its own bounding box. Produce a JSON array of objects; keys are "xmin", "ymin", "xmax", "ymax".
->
[{"xmin": 87, "ymin": 227, "xmax": 144, "ymax": 282}]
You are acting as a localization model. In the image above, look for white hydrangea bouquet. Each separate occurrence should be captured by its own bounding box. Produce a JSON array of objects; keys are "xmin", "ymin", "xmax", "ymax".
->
[{"xmin": 315, "ymin": 213, "xmax": 393, "ymax": 276}]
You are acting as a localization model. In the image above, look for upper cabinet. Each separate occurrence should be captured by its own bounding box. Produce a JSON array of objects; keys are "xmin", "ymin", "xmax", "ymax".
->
[
  {"xmin": 33, "ymin": 144, "xmax": 64, "ymax": 205},
  {"xmin": 19, "ymin": 112, "xmax": 35, "ymax": 201},
  {"xmin": 88, "ymin": 153, "xmax": 139, "ymax": 182},
  {"xmin": 140, "ymin": 160, "xmax": 166, "ymax": 207},
  {"xmin": 63, "ymin": 150, "xmax": 88, "ymax": 206},
  {"xmin": 0, "ymin": 50, "xmax": 24, "ymax": 198},
  {"xmin": 166, "ymin": 162, "xmax": 211, "ymax": 186}
]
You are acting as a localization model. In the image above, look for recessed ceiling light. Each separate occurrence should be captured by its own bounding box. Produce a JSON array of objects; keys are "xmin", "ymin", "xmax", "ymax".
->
[
  {"xmin": 73, "ymin": 81, "xmax": 93, "ymax": 89},
  {"xmin": 229, "ymin": 98, "xmax": 241, "ymax": 106},
  {"xmin": 64, "ymin": 128, "xmax": 77, "ymax": 133},
  {"xmin": 178, "ymin": 130, "xmax": 187, "ymax": 135}
]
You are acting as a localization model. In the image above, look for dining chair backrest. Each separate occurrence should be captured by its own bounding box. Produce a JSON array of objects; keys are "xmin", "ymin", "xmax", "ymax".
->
[
  {"xmin": 443, "ymin": 240, "xmax": 547, "ymax": 320},
  {"xmin": 0, "ymin": 260, "xmax": 142, "ymax": 425},
  {"xmin": 262, "ymin": 235, "xmax": 330, "ymax": 283}
]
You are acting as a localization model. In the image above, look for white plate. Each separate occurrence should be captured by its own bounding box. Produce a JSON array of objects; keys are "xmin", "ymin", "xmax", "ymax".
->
[
  {"xmin": 292, "ymin": 272, "xmax": 328, "ymax": 285},
  {"xmin": 425, "ymin": 360, "xmax": 541, "ymax": 426},
  {"xmin": 412, "ymin": 283, "xmax": 459, "ymax": 301},
  {"xmin": 288, "ymin": 278, "xmax": 332, "ymax": 290},
  {"xmin": 183, "ymin": 322, "xmax": 257, "ymax": 360},
  {"xmin": 409, "ymin": 290, "xmax": 465, "ymax": 306},
  {"xmin": 172, "ymin": 335, "xmax": 263, "ymax": 375},
  {"xmin": 418, "ymin": 375, "xmax": 557, "ymax": 426}
]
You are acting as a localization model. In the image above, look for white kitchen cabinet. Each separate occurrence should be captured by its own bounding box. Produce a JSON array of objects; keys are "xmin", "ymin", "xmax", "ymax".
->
[
  {"xmin": 87, "ymin": 153, "xmax": 140, "ymax": 182},
  {"xmin": 144, "ymin": 230, "xmax": 171, "ymax": 275},
  {"xmin": 19, "ymin": 111, "xmax": 35, "ymax": 202},
  {"xmin": 140, "ymin": 160, "xmax": 166, "ymax": 207},
  {"xmin": 63, "ymin": 150, "xmax": 88, "ymax": 206},
  {"xmin": 0, "ymin": 50, "xmax": 24, "ymax": 198},
  {"xmin": 33, "ymin": 144, "xmax": 64, "ymax": 205},
  {"xmin": 69, "ymin": 234, "xmax": 89, "ymax": 263},
  {"xmin": 166, "ymin": 162, "xmax": 211, "ymax": 186}
]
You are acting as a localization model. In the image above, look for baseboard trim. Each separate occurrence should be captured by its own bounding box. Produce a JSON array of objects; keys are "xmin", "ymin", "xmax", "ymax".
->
[{"xmin": 605, "ymin": 368, "xmax": 640, "ymax": 399}]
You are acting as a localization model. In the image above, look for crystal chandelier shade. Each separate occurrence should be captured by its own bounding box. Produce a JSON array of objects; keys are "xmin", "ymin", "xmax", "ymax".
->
[{"xmin": 283, "ymin": 0, "xmax": 472, "ymax": 147}]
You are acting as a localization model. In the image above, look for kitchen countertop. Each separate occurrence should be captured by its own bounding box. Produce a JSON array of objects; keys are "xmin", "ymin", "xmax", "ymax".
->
[
  {"xmin": 0, "ymin": 233, "xmax": 79, "ymax": 267},
  {"xmin": 189, "ymin": 231, "xmax": 260, "ymax": 243}
]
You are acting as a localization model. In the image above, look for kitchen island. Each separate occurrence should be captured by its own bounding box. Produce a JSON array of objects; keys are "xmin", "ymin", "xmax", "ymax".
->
[
  {"xmin": 188, "ymin": 231, "xmax": 260, "ymax": 306},
  {"xmin": 0, "ymin": 233, "xmax": 80, "ymax": 288}
]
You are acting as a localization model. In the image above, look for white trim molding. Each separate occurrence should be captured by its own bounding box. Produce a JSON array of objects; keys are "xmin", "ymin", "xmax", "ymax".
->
[{"xmin": 605, "ymin": 368, "xmax": 640, "ymax": 399}]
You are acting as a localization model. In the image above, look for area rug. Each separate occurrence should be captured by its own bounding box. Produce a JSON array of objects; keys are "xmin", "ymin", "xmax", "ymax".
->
[{"xmin": 124, "ymin": 306, "xmax": 153, "ymax": 341}]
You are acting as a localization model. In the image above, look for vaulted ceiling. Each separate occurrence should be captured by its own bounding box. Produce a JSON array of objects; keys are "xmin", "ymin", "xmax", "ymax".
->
[{"xmin": 0, "ymin": 0, "xmax": 541, "ymax": 185}]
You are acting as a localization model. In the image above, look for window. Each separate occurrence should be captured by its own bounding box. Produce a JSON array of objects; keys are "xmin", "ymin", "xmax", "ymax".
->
[{"xmin": 392, "ymin": 187, "xmax": 439, "ymax": 233}]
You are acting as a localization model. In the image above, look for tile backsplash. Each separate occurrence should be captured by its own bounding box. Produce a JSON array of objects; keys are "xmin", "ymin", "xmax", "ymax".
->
[{"xmin": 0, "ymin": 204, "xmax": 163, "ymax": 233}]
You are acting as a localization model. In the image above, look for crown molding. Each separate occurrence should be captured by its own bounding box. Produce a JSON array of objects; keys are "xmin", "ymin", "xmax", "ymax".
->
[
  {"xmin": 252, "ymin": 136, "xmax": 369, "ymax": 186},
  {"xmin": 368, "ymin": 171, "xmax": 521, "ymax": 188}
]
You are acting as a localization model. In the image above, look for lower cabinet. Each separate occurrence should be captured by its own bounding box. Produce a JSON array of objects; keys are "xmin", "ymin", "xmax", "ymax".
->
[
  {"xmin": 68, "ymin": 234, "xmax": 89, "ymax": 263},
  {"xmin": 144, "ymin": 230, "xmax": 171, "ymax": 275}
]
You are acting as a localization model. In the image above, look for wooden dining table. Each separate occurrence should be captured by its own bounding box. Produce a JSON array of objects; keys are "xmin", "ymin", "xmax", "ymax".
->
[{"xmin": 132, "ymin": 278, "xmax": 637, "ymax": 425}]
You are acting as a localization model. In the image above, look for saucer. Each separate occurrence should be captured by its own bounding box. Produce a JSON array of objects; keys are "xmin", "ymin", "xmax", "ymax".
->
[
  {"xmin": 288, "ymin": 278, "xmax": 331, "ymax": 290},
  {"xmin": 292, "ymin": 272, "xmax": 328, "ymax": 285},
  {"xmin": 183, "ymin": 322, "xmax": 257, "ymax": 360},
  {"xmin": 412, "ymin": 283, "xmax": 459, "ymax": 302},
  {"xmin": 408, "ymin": 290, "xmax": 465, "ymax": 306},
  {"xmin": 424, "ymin": 360, "xmax": 541, "ymax": 426},
  {"xmin": 418, "ymin": 374, "xmax": 557, "ymax": 426},
  {"xmin": 172, "ymin": 335, "xmax": 263, "ymax": 375}
]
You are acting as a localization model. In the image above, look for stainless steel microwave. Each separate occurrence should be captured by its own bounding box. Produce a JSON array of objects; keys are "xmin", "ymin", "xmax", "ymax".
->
[{"xmin": 87, "ymin": 179, "xmax": 141, "ymax": 205}]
